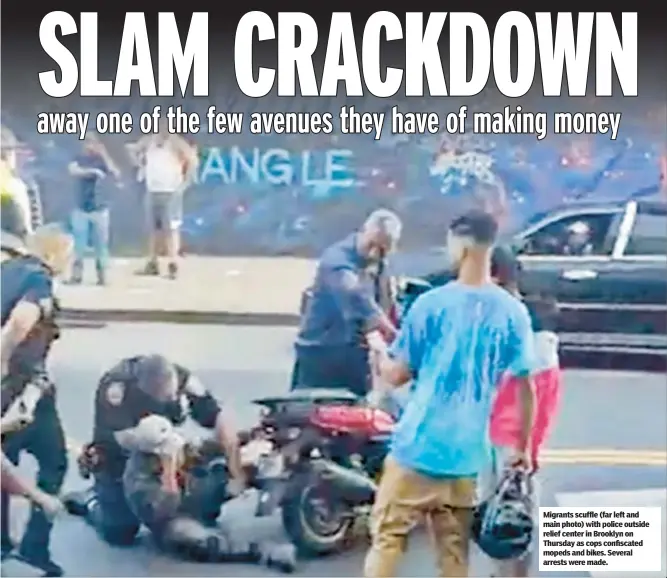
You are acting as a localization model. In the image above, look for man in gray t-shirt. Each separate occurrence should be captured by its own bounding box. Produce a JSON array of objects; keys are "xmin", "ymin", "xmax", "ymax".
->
[{"xmin": 126, "ymin": 120, "xmax": 197, "ymax": 279}]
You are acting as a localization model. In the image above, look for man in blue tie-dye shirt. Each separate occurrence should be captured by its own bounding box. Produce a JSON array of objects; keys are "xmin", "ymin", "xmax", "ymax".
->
[{"xmin": 363, "ymin": 210, "xmax": 536, "ymax": 578}]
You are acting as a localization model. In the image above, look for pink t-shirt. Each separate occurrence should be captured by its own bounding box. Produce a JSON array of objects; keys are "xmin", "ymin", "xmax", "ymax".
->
[{"xmin": 490, "ymin": 331, "xmax": 562, "ymax": 468}]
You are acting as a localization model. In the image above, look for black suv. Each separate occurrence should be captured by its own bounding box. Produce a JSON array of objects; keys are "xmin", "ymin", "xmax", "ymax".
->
[{"xmin": 399, "ymin": 199, "xmax": 667, "ymax": 356}]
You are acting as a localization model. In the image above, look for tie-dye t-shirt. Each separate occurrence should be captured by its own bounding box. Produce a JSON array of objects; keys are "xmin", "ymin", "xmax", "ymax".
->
[{"xmin": 388, "ymin": 281, "xmax": 534, "ymax": 478}]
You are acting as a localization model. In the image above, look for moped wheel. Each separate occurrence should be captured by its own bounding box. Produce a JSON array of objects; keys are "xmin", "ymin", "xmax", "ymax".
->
[{"xmin": 281, "ymin": 480, "xmax": 354, "ymax": 557}]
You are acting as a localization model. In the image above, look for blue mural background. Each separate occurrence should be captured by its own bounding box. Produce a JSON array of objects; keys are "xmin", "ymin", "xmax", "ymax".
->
[{"xmin": 3, "ymin": 97, "xmax": 665, "ymax": 257}]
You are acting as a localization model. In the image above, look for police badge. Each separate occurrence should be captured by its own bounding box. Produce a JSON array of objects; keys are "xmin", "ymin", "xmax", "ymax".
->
[{"xmin": 106, "ymin": 382, "xmax": 125, "ymax": 406}]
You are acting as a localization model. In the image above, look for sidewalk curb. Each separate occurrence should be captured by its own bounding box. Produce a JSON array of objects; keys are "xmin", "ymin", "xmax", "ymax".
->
[{"xmin": 61, "ymin": 308, "xmax": 301, "ymax": 327}]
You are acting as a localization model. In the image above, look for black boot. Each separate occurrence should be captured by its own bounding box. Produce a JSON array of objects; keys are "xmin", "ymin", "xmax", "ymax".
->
[
  {"xmin": 62, "ymin": 487, "xmax": 96, "ymax": 517},
  {"xmin": 17, "ymin": 503, "xmax": 64, "ymax": 577}
]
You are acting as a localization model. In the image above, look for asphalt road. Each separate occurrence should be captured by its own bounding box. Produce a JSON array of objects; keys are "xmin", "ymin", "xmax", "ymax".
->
[{"xmin": 4, "ymin": 323, "xmax": 666, "ymax": 577}]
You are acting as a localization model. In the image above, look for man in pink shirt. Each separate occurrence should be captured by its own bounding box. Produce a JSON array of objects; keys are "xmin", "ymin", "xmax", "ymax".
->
[{"xmin": 479, "ymin": 245, "xmax": 562, "ymax": 577}]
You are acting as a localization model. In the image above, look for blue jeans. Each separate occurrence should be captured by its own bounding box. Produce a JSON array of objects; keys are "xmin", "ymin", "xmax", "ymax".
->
[
  {"xmin": 71, "ymin": 208, "xmax": 110, "ymax": 277},
  {"xmin": 90, "ymin": 474, "xmax": 140, "ymax": 545}
]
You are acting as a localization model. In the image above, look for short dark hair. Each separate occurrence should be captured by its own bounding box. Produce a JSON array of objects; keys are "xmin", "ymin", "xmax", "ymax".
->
[
  {"xmin": 137, "ymin": 355, "xmax": 176, "ymax": 394},
  {"xmin": 449, "ymin": 210, "xmax": 499, "ymax": 246}
]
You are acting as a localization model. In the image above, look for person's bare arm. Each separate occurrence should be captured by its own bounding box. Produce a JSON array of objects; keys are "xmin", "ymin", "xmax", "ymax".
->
[
  {"xmin": 214, "ymin": 410, "xmax": 245, "ymax": 488},
  {"xmin": 506, "ymin": 304, "xmax": 537, "ymax": 462},
  {"xmin": 97, "ymin": 146, "xmax": 121, "ymax": 179},
  {"xmin": 515, "ymin": 376, "xmax": 536, "ymax": 454},
  {"xmin": 174, "ymin": 137, "xmax": 199, "ymax": 187},
  {"xmin": 125, "ymin": 136, "xmax": 150, "ymax": 167},
  {"xmin": 1, "ymin": 300, "xmax": 40, "ymax": 371},
  {"xmin": 68, "ymin": 161, "xmax": 95, "ymax": 177},
  {"xmin": 367, "ymin": 293, "xmax": 430, "ymax": 389},
  {"xmin": 177, "ymin": 368, "xmax": 246, "ymax": 487}
]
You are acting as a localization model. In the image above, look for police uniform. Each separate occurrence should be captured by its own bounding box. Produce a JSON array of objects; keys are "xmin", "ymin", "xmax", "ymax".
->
[
  {"xmin": 71, "ymin": 356, "xmax": 221, "ymax": 545},
  {"xmin": 66, "ymin": 356, "xmax": 297, "ymax": 572},
  {"xmin": 0, "ymin": 238, "xmax": 67, "ymax": 576},
  {"xmin": 293, "ymin": 233, "xmax": 391, "ymax": 396}
]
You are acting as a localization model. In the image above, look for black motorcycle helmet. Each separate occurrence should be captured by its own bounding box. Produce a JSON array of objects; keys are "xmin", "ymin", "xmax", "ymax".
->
[{"xmin": 472, "ymin": 468, "xmax": 534, "ymax": 561}]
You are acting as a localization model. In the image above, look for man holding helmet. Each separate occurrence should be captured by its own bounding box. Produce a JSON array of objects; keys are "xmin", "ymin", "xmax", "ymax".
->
[{"xmin": 363, "ymin": 210, "xmax": 536, "ymax": 578}]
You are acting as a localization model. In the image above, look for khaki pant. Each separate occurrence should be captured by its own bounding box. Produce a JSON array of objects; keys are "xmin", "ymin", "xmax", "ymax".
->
[{"xmin": 364, "ymin": 457, "xmax": 476, "ymax": 578}]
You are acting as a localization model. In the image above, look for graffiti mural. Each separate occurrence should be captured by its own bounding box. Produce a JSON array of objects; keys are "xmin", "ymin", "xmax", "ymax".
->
[
  {"xmin": 2, "ymin": 103, "xmax": 665, "ymax": 257},
  {"xmin": 199, "ymin": 147, "xmax": 355, "ymax": 188}
]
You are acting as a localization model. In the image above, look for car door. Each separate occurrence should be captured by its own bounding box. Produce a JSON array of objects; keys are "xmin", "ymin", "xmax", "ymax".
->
[
  {"xmin": 513, "ymin": 207, "xmax": 625, "ymax": 338},
  {"xmin": 593, "ymin": 203, "xmax": 667, "ymax": 351}
]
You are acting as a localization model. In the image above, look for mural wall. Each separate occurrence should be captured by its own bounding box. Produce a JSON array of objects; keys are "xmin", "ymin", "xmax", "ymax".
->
[{"xmin": 3, "ymin": 98, "xmax": 665, "ymax": 257}]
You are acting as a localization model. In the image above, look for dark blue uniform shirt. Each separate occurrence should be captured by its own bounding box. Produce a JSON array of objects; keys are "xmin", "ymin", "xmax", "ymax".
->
[
  {"xmin": 74, "ymin": 153, "xmax": 109, "ymax": 212},
  {"xmin": 1, "ymin": 253, "xmax": 55, "ymax": 374},
  {"xmin": 296, "ymin": 234, "xmax": 382, "ymax": 348}
]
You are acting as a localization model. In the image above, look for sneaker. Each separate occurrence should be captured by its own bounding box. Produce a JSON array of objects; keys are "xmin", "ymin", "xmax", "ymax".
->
[
  {"xmin": 96, "ymin": 268, "xmax": 108, "ymax": 286},
  {"xmin": 138, "ymin": 260, "xmax": 159, "ymax": 276},
  {"xmin": 167, "ymin": 262, "xmax": 178, "ymax": 280},
  {"xmin": 62, "ymin": 488, "xmax": 96, "ymax": 517},
  {"xmin": 14, "ymin": 547, "xmax": 64, "ymax": 577}
]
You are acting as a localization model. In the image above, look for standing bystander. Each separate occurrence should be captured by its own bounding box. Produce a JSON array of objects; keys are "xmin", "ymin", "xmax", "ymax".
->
[
  {"xmin": 68, "ymin": 134, "xmax": 121, "ymax": 285},
  {"xmin": 363, "ymin": 210, "xmax": 536, "ymax": 578},
  {"xmin": 479, "ymin": 244, "xmax": 562, "ymax": 578},
  {"xmin": 126, "ymin": 119, "xmax": 198, "ymax": 279}
]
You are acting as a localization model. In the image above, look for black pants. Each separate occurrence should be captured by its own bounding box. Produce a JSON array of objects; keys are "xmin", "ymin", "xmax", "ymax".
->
[
  {"xmin": 1, "ymin": 393, "xmax": 68, "ymax": 558},
  {"xmin": 88, "ymin": 473, "xmax": 142, "ymax": 546},
  {"xmin": 292, "ymin": 345, "xmax": 371, "ymax": 397}
]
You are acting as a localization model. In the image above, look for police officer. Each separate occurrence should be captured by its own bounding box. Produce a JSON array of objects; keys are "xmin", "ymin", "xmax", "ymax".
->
[
  {"xmin": 1, "ymin": 412, "xmax": 64, "ymax": 520},
  {"xmin": 292, "ymin": 209, "xmax": 402, "ymax": 396},
  {"xmin": 63, "ymin": 354, "xmax": 244, "ymax": 543},
  {"xmin": 1, "ymin": 216, "xmax": 73, "ymax": 577},
  {"xmin": 117, "ymin": 414, "xmax": 296, "ymax": 572}
]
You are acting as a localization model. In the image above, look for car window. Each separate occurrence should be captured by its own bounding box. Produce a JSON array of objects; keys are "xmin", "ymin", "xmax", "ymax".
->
[
  {"xmin": 518, "ymin": 212, "xmax": 619, "ymax": 257},
  {"xmin": 624, "ymin": 212, "xmax": 667, "ymax": 256}
]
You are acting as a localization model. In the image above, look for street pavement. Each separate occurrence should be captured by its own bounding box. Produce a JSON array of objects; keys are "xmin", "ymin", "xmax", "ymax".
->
[{"xmin": 3, "ymin": 323, "xmax": 666, "ymax": 577}]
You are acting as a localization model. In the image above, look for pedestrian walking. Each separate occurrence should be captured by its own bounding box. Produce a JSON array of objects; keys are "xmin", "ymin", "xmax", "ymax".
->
[
  {"xmin": 68, "ymin": 133, "xmax": 121, "ymax": 285},
  {"xmin": 363, "ymin": 210, "xmax": 536, "ymax": 578},
  {"xmin": 126, "ymin": 119, "xmax": 198, "ymax": 279}
]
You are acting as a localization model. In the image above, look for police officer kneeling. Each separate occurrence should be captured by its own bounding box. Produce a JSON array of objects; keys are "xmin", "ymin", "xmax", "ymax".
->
[
  {"xmin": 63, "ymin": 354, "xmax": 296, "ymax": 571},
  {"xmin": 1, "ymin": 220, "xmax": 73, "ymax": 577}
]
